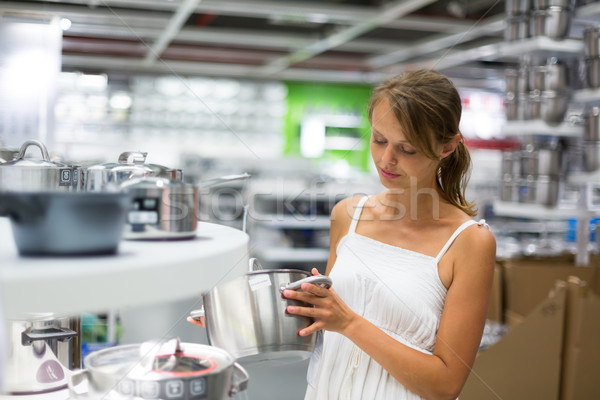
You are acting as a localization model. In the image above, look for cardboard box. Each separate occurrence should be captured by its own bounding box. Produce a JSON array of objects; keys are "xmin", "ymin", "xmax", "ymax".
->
[
  {"xmin": 561, "ymin": 277, "xmax": 600, "ymax": 400},
  {"xmin": 460, "ymin": 282, "xmax": 566, "ymax": 400},
  {"xmin": 461, "ymin": 277, "xmax": 600, "ymax": 400},
  {"xmin": 502, "ymin": 255, "xmax": 599, "ymax": 321}
]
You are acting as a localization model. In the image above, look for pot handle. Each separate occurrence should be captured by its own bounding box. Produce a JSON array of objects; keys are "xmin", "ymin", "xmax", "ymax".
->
[
  {"xmin": 197, "ymin": 173, "xmax": 251, "ymax": 189},
  {"xmin": 248, "ymin": 257, "xmax": 263, "ymax": 272},
  {"xmin": 189, "ymin": 306, "xmax": 205, "ymax": 321},
  {"xmin": 22, "ymin": 327, "xmax": 78, "ymax": 345},
  {"xmin": 229, "ymin": 362, "xmax": 250, "ymax": 397},
  {"xmin": 17, "ymin": 140, "xmax": 50, "ymax": 161},
  {"xmin": 68, "ymin": 369, "xmax": 90, "ymax": 399},
  {"xmin": 118, "ymin": 151, "xmax": 148, "ymax": 164},
  {"xmin": 281, "ymin": 275, "xmax": 332, "ymax": 292}
]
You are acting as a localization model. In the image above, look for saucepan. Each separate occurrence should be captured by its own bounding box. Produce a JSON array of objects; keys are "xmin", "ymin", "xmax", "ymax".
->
[
  {"xmin": 68, "ymin": 337, "xmax": 248, "ymax": 400},
  {"xmin": 120, "ymin": 173, "xmax": 250, "ymax": 240},
  {"xmin": 0, "ymin": 140, "xmax": 78, "ymax": 192},
  {"xmin": 0, "ymin": 191, "xmax": 130, "ymax": 256},
  {"xmin": 84, "ymin": 151, "xmax": 183, "ymax": 192},
  {"xmin": 191, "ymin": 258, "xmax": 332, "ymax": 364}
]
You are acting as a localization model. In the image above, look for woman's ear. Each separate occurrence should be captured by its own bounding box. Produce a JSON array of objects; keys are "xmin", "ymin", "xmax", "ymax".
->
[{"xmin": 440, "ymin": 134, "xmax": 462, "ymax": 159}]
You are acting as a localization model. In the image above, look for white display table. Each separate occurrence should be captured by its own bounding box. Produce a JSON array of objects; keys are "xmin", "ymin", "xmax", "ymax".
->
[{"xmin": 0, "ymin": 217, "xmax": 249, "ymax": 318}]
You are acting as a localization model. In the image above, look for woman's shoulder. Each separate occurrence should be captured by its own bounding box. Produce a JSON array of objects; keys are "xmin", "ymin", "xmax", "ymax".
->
[{"xmin": 331, "ymin": 195, "xmax": 366, "ymax": 219}]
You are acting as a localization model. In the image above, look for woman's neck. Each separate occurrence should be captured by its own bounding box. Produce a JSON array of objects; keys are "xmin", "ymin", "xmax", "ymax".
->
[{"xmin": 378, "ymin": 179, "xmax": 446, "ymax": 222}]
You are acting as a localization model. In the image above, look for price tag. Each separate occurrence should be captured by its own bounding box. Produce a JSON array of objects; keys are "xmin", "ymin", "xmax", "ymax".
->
[{"xmin": 248, "ymin": 274, "xmax": 271, "ymax": 292}]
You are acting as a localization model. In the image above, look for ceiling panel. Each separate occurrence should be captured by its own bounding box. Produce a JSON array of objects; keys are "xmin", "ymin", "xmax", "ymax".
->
[{"xmin": 1, "ymin": 0, "xmax": 506, "ymax": 85}]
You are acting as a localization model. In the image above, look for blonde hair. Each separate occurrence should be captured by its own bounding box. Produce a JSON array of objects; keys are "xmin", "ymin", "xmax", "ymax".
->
[{"xmin": 368, "ymin": 69, "xmax": 477, "ymax": 217}]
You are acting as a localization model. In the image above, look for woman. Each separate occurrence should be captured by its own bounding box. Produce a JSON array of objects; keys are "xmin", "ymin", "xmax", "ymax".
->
[{"xmin": 283, "ymin": 69, "xmax": 496, "ymax": 400}]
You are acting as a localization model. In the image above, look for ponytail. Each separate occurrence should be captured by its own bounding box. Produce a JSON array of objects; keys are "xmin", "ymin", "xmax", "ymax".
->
[{"xmin": 437, "ymin": 141, "xmax": 477, "ymax": 217}]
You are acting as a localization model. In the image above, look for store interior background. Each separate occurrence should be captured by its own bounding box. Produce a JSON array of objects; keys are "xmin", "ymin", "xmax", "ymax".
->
[{"xmin": 1, "ymin": 0, "xmax": 600, "ymax": 398}]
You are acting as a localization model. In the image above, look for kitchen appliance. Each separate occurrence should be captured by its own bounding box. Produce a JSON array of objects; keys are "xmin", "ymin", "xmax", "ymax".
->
[
  {"xmin": 68, "ymin": 338, "xmax": 248, "ymax": 400},
  {"xmin": 0, "ymin": 140, "xmax": 77, "ymax": 192},
  {"xmin": 0, "ymin": 191, "xmax": 130, "ymax": 255},
  {"xmin": 85, "ymin": 151, "xmax": 182, "ymax": 192},
  {"xmin": 5, "ymin": 313, "xmax": 80, "ymax": 394},
  {"xmin": 120, "ymin": 173, "xmax": 250, "ymax": 240},
  {"xmin": 192, "ymin": 258, "xmax": 332, "ymax": 364}
]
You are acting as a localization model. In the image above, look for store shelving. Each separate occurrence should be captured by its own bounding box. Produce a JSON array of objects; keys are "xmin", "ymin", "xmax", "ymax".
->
[
  {"xmin": 493, "ymin": 200, "xmax": 596, "ymax": 220},
  {"xmin": 501, "ymin": 120, "xmax": 583, "ymax": 137}
]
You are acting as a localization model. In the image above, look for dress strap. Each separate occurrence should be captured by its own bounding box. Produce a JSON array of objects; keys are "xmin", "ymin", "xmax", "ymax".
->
[
  {"xmin": 435, "ymin": 219, "xmax": 489, "ymax": 263},
  {"xmin": 348, "ymin": 196, "xmax": 369, "ymax": 234}
]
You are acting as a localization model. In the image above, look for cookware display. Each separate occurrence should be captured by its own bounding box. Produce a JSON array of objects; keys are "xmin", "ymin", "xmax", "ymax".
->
[
  {"xmin": 0, "ymin": 191, "xmax": 130, "ymax": 255},
  {"xmin": 68, "ymin": 337, "xmax": 248, "ymax": 400},
  {"xmin": 192, "ymin": 258, "xmax": 332, "ymax": 364},
  {"xmin": 85, "ymin": 151, "xmax": 182, "ymax": 191},
  {"xmin": 120, "ymin": 173, "xmax": 250, "ymax": 240},
  {"xmin": 0, "ymin": 140, "xmax": 78, "ymax": 192},
  {"xmin": 5, "ymin": 313, "xmax": 80, "ymax": 394}
]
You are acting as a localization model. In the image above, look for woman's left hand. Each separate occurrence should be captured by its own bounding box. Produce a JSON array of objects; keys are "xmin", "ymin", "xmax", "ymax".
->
[{"xmin": 282, "ymin": 268, "xmax": 359, "ymax": 337}]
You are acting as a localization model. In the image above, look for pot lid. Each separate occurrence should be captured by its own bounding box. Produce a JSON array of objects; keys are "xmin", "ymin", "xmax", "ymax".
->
[
  {"xmin": 1, "ymin": 140, "xmax": 67, "ymax": 169},
  {"xmin": 87, "ymin": 151, "xmax": 177, "ymax": 178},
  {"xmin": 84, "ymin": 341, "xmax": 233, "ymax": 380}
]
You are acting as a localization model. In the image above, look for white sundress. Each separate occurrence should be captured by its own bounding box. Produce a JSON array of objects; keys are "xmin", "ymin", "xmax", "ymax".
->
[{"xmin": 304, "ymin": 196, "xmax": 488, "ymax": 400}]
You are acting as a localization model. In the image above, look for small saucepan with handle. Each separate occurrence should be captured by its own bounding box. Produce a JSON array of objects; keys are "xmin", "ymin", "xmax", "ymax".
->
[{"xmin": 120, "ymin": 173, "xmax": 250, "ymax": 240}]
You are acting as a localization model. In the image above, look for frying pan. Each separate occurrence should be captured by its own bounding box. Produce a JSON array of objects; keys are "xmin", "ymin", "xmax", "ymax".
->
[{"xmin": 0, "ymin": 191, "xmax": 130, "ymax": 256}]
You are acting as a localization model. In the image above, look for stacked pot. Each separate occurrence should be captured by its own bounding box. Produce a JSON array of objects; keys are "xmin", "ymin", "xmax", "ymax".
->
[
  {"xmin": 583, "ymin": 107, "xmax": 600, "ymax": 172},
  {"xmin": 530, "ymin": 0, "xmax": 574, "ymax": 40},
  {"xmin": 500, "ymin": 142, "xmax": 565, "ymax": 206},
  {"xmin": 584, "ymin": 27, "xmax": 600, "ymax": 88},
  {"xmin": 504, "ymin": 67, "xmax": 529, "ymax": 121},
  {"xmin": 505, "ymin": 0, "xmax": 573, "ymax": 42},
  {"xmin": 505, "ymin": 58, "xmax": 571, "ymax": 124},
  {"xmin": 505, "ymin": 0, "xmax": 531, "ymax": 41},
  {"xmin": 530, "ymin": 57, "xmax": 571, "ymax": 124}
]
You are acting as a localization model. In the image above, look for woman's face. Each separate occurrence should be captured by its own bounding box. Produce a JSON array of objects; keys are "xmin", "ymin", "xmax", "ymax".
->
[{"xmin": 370, "ymin": 98, "xmax": 440, "ymax": 190}]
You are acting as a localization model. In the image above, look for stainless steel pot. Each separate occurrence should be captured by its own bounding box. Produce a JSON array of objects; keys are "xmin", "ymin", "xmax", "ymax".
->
[
  {"xmin": 0, "ymin": 140, "xmax": 77, "ymax": 192},
  {"xmin": 529, "ymin": 92, "xmax": 541, "ymax": 119},
  {"xmin": 531, "ymin": 7, "xmax": 572, "ymax": 40},
  {"xmin": 583, "ymin": 140, "xmax": 600, "ymax": 172},
  {"xmin": 500, "ymin": 175, "xmax": 520, "ymax": 202},
  {"xmin": 540, "ymin": 91, "xmax": 569, "ymax": 124},
  {"xmin": 533, "ymin": 0, "xmax": 574, "ymax": 9},
  {"xmin": 85, "ymin": 152, "xmax": 182, "ymax": 192},
  {"xmin": 585, "ymin": 107, "xmax": 600, "ymax": 141},
  {"xmin": 5, "ymin": 313, "xmax": 80, "ymax": 394},
  {"xmin": 542, "ymin": 58, "xmax": 570, "ymax": 92},
  {"xmin": 520, "ymin": 148, "xmax": 563, "ymax": 176},
  {"xmin": 120, "ymin": 173, "xmax": 249, "ymax": 240},
  {"xmin": 505, "ymin": 15, "xmax": 529, "ymax": 42},
  {"xmin": 584, "ymin": 26, "xmax": 600, "ymax": 57},
  {"xmin": 585, "ymin": 57, "xmax": 600, "ymax": 89},
  {"xmin": 519, "ymin": 175, "xmax": 561, "ymax": 206},
  {"xmin": 0, "ymin": 191, "xmax": 130, "ymax": 255},
  {"xmin": 506, "ymin": 0, "xmax": 531, "ymax": 15},
  {"xmin": 194, "ymin": 258, "xmax": 332, "ymax": 364},
  {"xmin": 69, "ymin": 338, "xmax": 248, "ymax": 400}
]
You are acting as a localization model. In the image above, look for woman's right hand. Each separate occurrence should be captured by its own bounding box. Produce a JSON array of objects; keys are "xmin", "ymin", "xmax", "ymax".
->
[{"xmin": 186, "ymin": 316, "xmax": 206, "ymax": 328}]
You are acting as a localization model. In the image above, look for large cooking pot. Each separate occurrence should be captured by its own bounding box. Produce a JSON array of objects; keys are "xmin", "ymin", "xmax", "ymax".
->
[
  {"xmin": 120, "ymin": 173, "xmax": 250, "ymax": 240},
  {"xmin": 192, "ymin": 258, "xmax": 332, "ymax": 364},
  {"xmin": 68, "ymin": 338, "xmax": 248, "ymax": 400},
  {"xmin": 85, "ymin": 151, "xmax": 182, "ymax": 191},
  {"xmin": 0, "ymin": 140, "xmax": 77, "ymax": 192},
  {"xmin": 5, "ymin": 313, "xmax": 80, "ymax": 394},
  {"xmin": 0, "ymin": 191, "xmax": 130, "ymax": 255}
]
